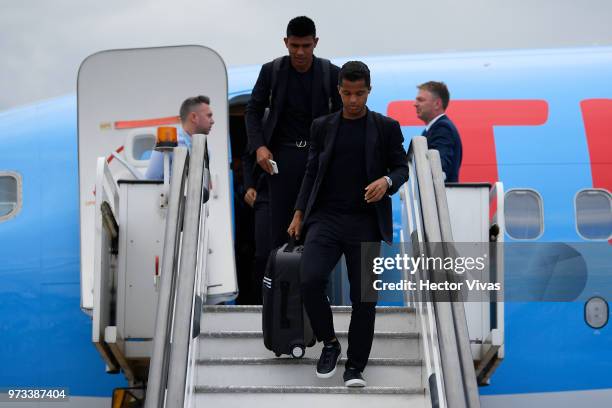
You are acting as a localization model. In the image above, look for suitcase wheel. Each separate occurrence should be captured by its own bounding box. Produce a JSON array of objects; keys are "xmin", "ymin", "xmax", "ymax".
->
[
  {"xmin": 307, "ymin": 338, "xmax": 316, "ymax": 347},
  {"xmin": 290, "ymin": 344, "xmax": 305, "ymax": 359},
  {"xmin": 275, "ymin": 352, "xmax": 282, "ymax": 357}
]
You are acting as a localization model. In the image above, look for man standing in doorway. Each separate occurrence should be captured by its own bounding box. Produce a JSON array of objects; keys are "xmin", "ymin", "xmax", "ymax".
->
[
  {"xmin": 245, "ymin": 16, "xmax": 342, "ymax": 251},
  {"xmin": 287, "ymin": 61, "xmax": 409, "ymax": 387},
  {"xmin": 414, "ymin": 81, "xmax": 462, "ymax": 182},
  {"xmin": 145, "ymin": 95, "xmax": 214, "ymax": 180}
]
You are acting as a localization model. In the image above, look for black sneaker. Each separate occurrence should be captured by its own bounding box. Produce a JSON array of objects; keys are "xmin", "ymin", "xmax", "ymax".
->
[
  {"xmin": 343, "ymin": 366, "xmax": 366, "ymax": 387},
  {"xmin": 316, "ymin": 341, "xmax": 341, "ymax": 378}
]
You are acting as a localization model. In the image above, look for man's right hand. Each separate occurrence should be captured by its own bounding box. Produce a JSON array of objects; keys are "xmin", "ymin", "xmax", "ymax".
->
[
  {"xmin": 244, "ymin": 188, "xmax": 257, "ymax": 208},
  {"xmin": 256, "ymin": 146, "xmax": 274, "ymax": 175},
  {"xmin": 287, "ymin": 210, "xmax": 304, "ymax": 240}
]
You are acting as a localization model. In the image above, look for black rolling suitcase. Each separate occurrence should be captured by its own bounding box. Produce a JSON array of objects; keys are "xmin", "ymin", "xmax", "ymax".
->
[{"xmin": 262, "ymin": 239, "xmax": 315, "ymax": 358}]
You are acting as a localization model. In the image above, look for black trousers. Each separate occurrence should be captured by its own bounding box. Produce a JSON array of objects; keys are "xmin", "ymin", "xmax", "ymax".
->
[
  {"xmin": 252, "ymin": 183, "xmax": 270, "ymax": 305},
  {"xmin": 300, "ymin": 209, "xmax": 381, "ymax": 372},
  {"xmin": 267, "ymin": 145, "xmax": 309, "ymax": 248}
]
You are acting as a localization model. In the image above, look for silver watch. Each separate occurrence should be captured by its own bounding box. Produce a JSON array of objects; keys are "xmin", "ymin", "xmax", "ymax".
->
[{"xmin": 384, "ymin": 176, "xmax": 392, "ymax": 188}]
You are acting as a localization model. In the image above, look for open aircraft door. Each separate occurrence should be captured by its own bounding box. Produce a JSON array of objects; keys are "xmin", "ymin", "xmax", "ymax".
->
[{"xmin": 77, "ymin": 46, "xmax": 236, "ymax": 376}]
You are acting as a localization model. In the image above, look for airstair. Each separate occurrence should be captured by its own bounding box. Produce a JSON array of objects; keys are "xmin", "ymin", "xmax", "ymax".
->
[
  {"xmin": 130, "ymin": 133, "xmax": 425, "ymax": 408},
  {"xmin": 91, "ymin": 137, "xmax": 504, "ymax": 408},
  {"xmin": 79, "ymin": 46, "xmax": 505, "ymax": 408},
  {"xmin": 145, "ymin": 136, "xmax": 503, "ymax": 408}
]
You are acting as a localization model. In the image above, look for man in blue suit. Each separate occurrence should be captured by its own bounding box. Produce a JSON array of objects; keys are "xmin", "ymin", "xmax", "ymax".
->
[{"xmin": 414, "ymin": 81, "xmax": 462, "ymax": 182}]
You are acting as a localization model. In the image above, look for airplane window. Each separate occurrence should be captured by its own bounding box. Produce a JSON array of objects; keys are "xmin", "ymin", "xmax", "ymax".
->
[
  {"xmin": 132, "ymin": 134, "xmax": 155, "ymax": 161},
  {"xmin": 0, "ymin": 172, "xmax": 21, "ymax": 221},
  {"xmin": 575, "ymin": 189, "xmax": 612, "ymax": 240},
  {"xmin": 504, "ymin": 189, "xmax": 543, "ymax": 240}
]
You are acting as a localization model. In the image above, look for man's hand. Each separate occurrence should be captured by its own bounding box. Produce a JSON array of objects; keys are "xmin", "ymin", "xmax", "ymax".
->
[
  {"xmin": 287, "ymin": 210, "xmax": 304, "ymax": 240},
  {"xmin": 364, "ymin": 177, "xmax": 389, "ymax": 203},
  {"xmin": 244, "ymin": 188, "xmax": 257, "ymax": 208},
  {"xmin": 256, "ymin": 146, "xmax": 274, "ymax": 175}
]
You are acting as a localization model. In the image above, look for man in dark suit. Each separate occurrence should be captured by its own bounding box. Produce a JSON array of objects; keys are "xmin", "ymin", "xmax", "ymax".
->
[
  {"xmin": 245, "ymin": 16, "xmax": 342, "ymax": 250},
  {"xmin": 287, "ymin": 61, "xmax": 409, "ymax": 387},
  {"xmin": 414, "ymin": 81, "xmax": 463, "ymax": 182}
]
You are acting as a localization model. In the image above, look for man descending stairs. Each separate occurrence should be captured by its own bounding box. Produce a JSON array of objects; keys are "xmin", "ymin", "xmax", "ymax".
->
[{"xmin": 195, "ymin": 305, "xmax": 427, "ymax": 408}]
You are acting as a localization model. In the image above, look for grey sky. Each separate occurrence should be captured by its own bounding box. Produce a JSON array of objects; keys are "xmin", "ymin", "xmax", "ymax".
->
[{"xmin": 2, "ymin": 0, "xmax": 611, "ymax": 110}]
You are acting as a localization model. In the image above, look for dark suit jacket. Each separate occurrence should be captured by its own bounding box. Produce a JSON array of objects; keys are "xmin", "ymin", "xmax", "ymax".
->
[
  {"xmin": 295, "ymin": 110, "xmax": 409, "ymax": 244},
  {"xmin": 245, "ymin": 56, "xmax": 342, "ymax": 154},
  {"xmin": 424, "ymin": 114, "xmax": 462, "ymax": 183}
]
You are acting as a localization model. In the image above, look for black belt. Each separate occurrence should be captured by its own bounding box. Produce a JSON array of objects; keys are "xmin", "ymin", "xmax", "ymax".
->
[{"xmin": 277, "ymin": 140, "xmax": 309, "ymax": 148}]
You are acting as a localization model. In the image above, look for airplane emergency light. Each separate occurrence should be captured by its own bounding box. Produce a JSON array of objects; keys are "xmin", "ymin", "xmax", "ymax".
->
[{"xmin": 155, "ymin": 126, "xmax": 178, "ymax": 150}]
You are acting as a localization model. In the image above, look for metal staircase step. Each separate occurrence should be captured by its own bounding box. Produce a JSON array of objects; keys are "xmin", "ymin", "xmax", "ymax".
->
[
  {"xmin": 203, "ymin": 305, "xmax": 416, "ymax": 312},
  {"xmin": 194, "ymin": 386, "xmax": 426, "ymax": 408},
  {"xmin": 201, "ymin": 305, "xmax": 416, "ymax": 332},
  {"xmin": 195, "ymin": 357, "xmax": 422, "ymax": 387},
  {"xmin": 198, "ymin": 357, "xmax": 421, "ymax": 365},
  {"xmin": 199, "ymin": 330, "xmax": 418, "ymax": 339},
  {"xmin": 199, "ymin": 332, "xmax": 419, "ymax": 359},
  {"xmin": 196, "ymin": 385, "xmax": 423, "ymax": 394}
]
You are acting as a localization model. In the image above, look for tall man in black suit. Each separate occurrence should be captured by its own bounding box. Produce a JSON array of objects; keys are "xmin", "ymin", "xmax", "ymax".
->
[
  {"xmin": 245, "ymin": 16, "xmax": 342, "ymax": 251},
  {"xmin": 414, "ymin": 81, "xmax": 463, "ymax": 182},
  {"xmin": 287, "ymin": 61, "xmax": 409, "ymax": 387}
]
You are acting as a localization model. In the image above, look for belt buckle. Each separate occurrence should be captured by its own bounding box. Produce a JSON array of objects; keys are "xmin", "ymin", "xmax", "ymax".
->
[{"xmin": 296, "ymin": 140, "xmax": 307, "ymax": 148}]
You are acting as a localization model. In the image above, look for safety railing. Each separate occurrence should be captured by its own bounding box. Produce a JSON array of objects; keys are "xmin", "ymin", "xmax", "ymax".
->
[
  {"xmin": 143, "ymin": 146, "xmax": 188, "ymax": 408},
  {"xmin": 400, "ymin": 181, "xmax": 446, "ymax": 407},
  {"xmin": 429, "ymin": 149, "xmax": 481, "ymax": 408},
  {"xmin": 144, "ymin": 134, "xmax": 210, "ymax": 408},
  {"xmin": 401, "ymin": 136, "xmax": 481, "ymax": 408}
]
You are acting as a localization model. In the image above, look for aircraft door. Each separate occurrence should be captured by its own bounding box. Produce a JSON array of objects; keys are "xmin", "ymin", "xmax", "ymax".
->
[{"xmin": 77, "ymin": 45, "xmax": 235, "ymax": 317}]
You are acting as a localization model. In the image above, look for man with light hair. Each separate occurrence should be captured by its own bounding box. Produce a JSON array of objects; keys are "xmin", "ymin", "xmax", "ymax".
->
[
  {"xmin": 145, "ymin": 95, "xmax": 214, "ymax": 180},
  {"xmin": 414, "ymin": 81, "xmax": 462, "ymax": 182}
]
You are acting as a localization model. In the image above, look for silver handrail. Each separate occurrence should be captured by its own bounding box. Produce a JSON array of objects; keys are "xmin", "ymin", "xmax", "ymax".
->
[
  {"xmin": 144, "ymin": 134, "xmax": 210, "ymax": 408},
  {"xmin": 144, "ymin": 147, "xmax": 189, "ymax": 408},
  {"xmin": 429, "ymin": 150, "xmax": 481, "ymax": 408},
  {"xmin": 411, "ymin": 137, "xmax": 468, "ymax": 408},
  {"xmin": 401, "ymin": 159, "xmax": 447, "ymax": 407},
  {"xmin": 166, "ymin": 134, "xmax": 209, "ymax": 408}
]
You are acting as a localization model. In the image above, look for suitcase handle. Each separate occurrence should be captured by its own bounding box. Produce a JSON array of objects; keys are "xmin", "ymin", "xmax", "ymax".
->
[{"xmin": 284, "ymin": 236, "xmax": 299, "ymax": 253}]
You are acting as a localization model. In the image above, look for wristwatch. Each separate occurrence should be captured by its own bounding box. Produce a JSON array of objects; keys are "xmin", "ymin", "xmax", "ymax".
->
[{"xmin": 384, "ymin": 176, "xmax": 392, "ymax": 188}]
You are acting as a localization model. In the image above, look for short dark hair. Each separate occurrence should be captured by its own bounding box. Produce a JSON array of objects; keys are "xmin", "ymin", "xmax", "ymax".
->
[
  {"xmin": 417, "ymin": 81, "xmax": 450, "ymax": 110},
  {"xmin": 338, "ymin": 61, "xmax": 371, "ymax": 88},
  {"xmin": 286, "ymin": 16, "xmax": 316, "ymax": 37},
  {"xmin": 179, "ymin": 95, "xmax": 210, "ymax": 122}
]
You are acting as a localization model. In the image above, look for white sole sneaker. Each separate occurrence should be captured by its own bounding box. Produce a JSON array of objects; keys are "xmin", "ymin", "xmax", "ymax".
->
[
  {"xmin": 344, "ymin": 377, "xmax": 367, "ymax": 387},
  {"xmin": 316, "ymin": 352, "xmax": 341, "ymax": 379}
]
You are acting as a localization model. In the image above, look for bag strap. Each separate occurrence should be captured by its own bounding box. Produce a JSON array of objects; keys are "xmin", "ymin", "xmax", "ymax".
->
[
  {"xmin": 269, "ymin": 57, "xmax": 284, "ymax": 104},
  {"xmin": 318, "ymin": 58, "xmax": 332, "ymax": 113},
  {"xmin": 262, "ymin": 57, "xmax": 285, "ymax": 126}
]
